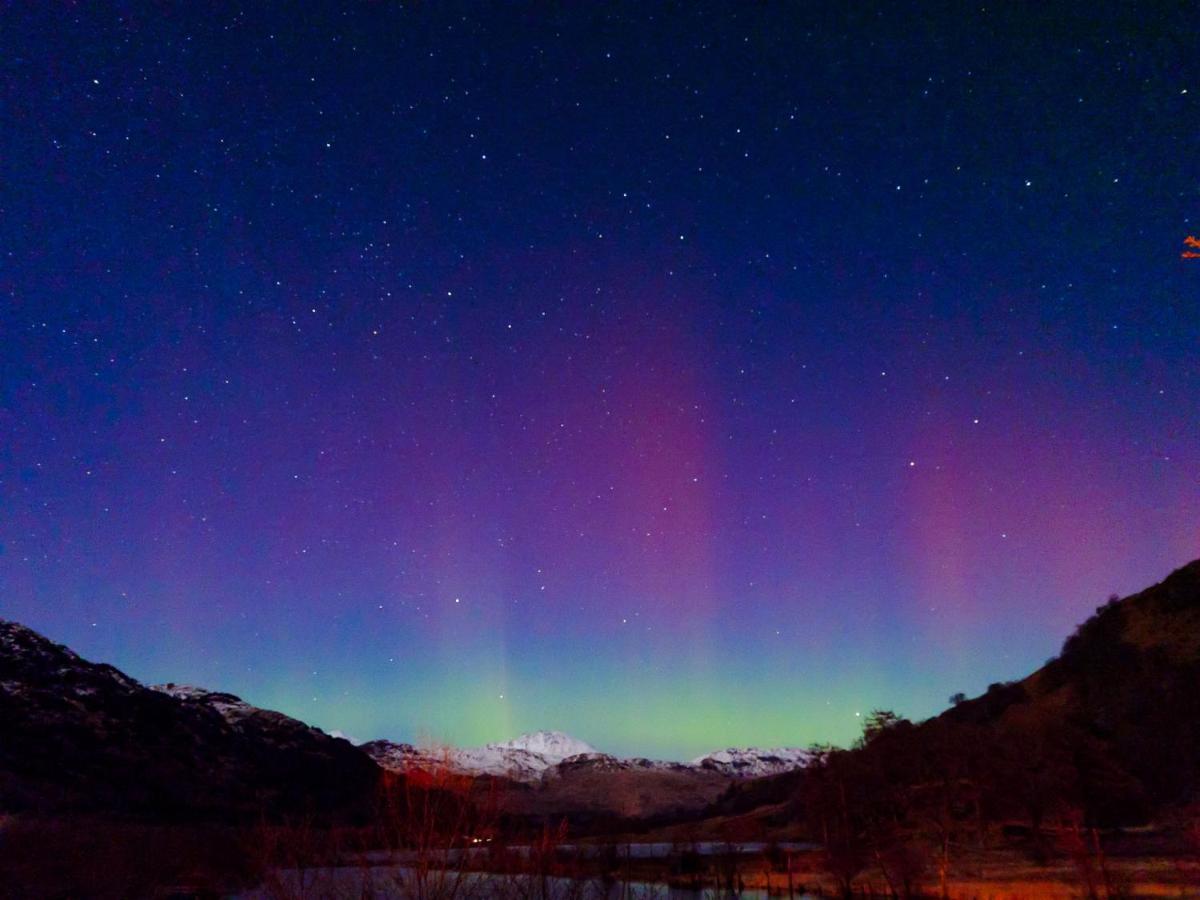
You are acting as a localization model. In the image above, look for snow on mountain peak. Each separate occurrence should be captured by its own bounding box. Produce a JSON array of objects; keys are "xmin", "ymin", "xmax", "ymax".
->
[
  {"xmin": 363, "ymin": 729, "xmax": 809, "ymax": 783},
  {"xmin": 690, "ymin": 747, "xmax": 812, "ymax": 778},
  {"xmin": 360, "ymin": 731, "xmax": 601, "ymax": 783},
  {"xmin": 487, "ymin": 730, "xmax": 598, "ymax": 762}
]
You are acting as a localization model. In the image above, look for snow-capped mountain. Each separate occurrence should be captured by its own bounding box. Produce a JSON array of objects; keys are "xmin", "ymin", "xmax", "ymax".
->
[
  {"xmin": 493, "ymin": 729, "xmax": 598, "ymax": 762},
  {"xmin": 361, "ymin": 730, "xmax": 596, "ymax": 782},
  {"xmin": 362, "ymin": 730, "xmax": 808, "ymax": 783},
  {"xmin": 690, "ymin": 747, "xmax": 812, "ymax": 778}
]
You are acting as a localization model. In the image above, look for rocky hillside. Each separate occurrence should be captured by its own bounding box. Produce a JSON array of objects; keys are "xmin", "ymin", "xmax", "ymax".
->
[{"xmin": 0, "ymin": 621, "xmax": 379, "ymax": 821}]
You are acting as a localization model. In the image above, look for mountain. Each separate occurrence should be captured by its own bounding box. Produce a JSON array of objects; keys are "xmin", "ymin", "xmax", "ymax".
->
[
  {"xmin": 361, "ymin": 737, "xmax": 552, "ymax": 782},
  {"xmin": 0, "ymin": 612, "xmax": 810, "ymax": 831},
  {"xmin": 360, "ymin": 730, "xmax": 811, "ymax": 825},
  {"xmin": 362, "ymin": 732, "xmax": 809, "ymax": 784},
  {"xmin": 0, "ymin": 620, "xmax": 380, "ymax": 821},
  {"xmin": 692, "ymin": 747, "xmax": 813, "ymax": 778},
  {"xmin": 360, "ymin": 734, "xmax": 595, "ymax": 783},
  {"xmin": 495, "ymin": 729, "xmax": 598, "ymax": 761},
  {"xmin": 364, "ymin": 730, "xmax": 600, "ymax": 781}
]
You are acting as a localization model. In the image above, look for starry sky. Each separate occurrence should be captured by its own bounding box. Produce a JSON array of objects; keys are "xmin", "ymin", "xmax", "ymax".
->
[{"xmin": 2, "ymin": 3, "xmax": 1198, "ymax": 759}]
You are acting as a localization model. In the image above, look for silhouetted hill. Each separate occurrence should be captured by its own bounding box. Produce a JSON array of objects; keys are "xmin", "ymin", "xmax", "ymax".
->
[
  {"xmin": 941, "ymin": 559, "xmax": 1200, "ymax": 809},
  {"xmin": 676, "ymin": 560, "xmax": 1200, "ymax": 844},
  {"xmin": 0, "ymin": 620, "xmax": 380, "ymax": 822}
]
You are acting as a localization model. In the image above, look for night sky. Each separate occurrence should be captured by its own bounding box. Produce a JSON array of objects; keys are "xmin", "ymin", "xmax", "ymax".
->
[{"xmin": 2, "ymin": 4, "xmax": 1197, "ymax": 758}]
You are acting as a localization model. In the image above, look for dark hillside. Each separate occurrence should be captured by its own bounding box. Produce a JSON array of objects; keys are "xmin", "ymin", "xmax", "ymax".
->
[
  {"xmin": 943, "ymin": 560, "xmax": 1200, "ymax": 809},
  {"xmin": 676, "ymin": 561, "xmax": 1200, "ymax": 864},
  {"xmin": 0, "ymin": 620, "xmax": 380, "ymax": 821}
]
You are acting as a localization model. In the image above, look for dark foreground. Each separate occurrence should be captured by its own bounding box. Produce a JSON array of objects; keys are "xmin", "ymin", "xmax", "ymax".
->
[{"xmin": 4, "ymin": 816, "xmax": 1200, "ymax": 899}]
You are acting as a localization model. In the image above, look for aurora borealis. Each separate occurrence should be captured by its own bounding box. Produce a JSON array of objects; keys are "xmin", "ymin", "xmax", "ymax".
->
[{"xmin": 2, "ymin": 4, "xmax": 1197, "ymax": 758}]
